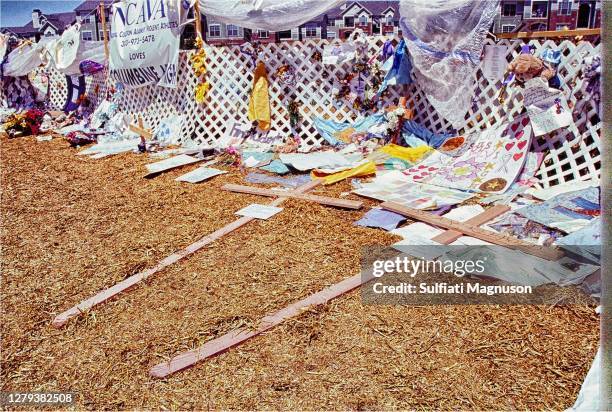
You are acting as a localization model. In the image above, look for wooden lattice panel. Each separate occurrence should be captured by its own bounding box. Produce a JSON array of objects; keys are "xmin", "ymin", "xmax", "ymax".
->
[{"xmin": 40, "ymin": 36, "xmax": 600, "ymax": 188}]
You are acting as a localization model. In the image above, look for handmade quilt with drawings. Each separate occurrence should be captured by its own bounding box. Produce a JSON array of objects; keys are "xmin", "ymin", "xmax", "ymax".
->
[
  {"xmin": 402, "ymin": 117, "xmax": 533, "ymax": 193},
  {"xmin": 353, "ymin": 170, "xmax": 474, "ymax": 210}
]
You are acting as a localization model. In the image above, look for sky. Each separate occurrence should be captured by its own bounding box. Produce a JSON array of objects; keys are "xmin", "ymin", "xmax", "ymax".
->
[{"xmin": 0, "ymin": 1, "xmax": 82, "ymax": 28}]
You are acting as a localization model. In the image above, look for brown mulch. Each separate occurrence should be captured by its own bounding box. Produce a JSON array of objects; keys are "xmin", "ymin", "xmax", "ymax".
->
[{"xmin": 0, "ymin": 133, "xmax": 599, "ymax": 410}]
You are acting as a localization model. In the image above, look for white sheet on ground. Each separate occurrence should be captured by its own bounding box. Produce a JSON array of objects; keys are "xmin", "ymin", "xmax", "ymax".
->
[
  {"xmin": 567, "ymin": 347, "xmax": 602, "ymax": 411},
  {"xmin": 78, "ymin": 138, "xmax": 141, "ymax": 157}
]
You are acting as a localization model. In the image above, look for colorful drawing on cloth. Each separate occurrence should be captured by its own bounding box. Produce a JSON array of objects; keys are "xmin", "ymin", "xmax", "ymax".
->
[
  {"xmin": 515, "ymin": 187, "xmax": 600, "ymax": 229},
  {"xmin": 512, "ymin": 151, "xmax": 545, "ymax": 187},
  {"xmin": 153, "ymin": 115, "xmax": 183, "ymax": 146},
  {"xmin": 355, "ymin": 208, "xmax": 406, "ymax": 231},
  {"xmin": 485, "ymin": 213, "xmax": 563, "ymax": 245},
  {"xmin": 401, "ymin": 118, "xmax": 533, "ymax": 193},
  {"xmin": 353, "ymin": 170, "xmax": 474, "ymax": 209}
]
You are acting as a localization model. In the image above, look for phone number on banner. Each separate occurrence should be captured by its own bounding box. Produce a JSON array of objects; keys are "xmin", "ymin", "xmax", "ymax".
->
[{"xmin": 121, "ymin": 35, "xmax": 156, "ymax": 48}]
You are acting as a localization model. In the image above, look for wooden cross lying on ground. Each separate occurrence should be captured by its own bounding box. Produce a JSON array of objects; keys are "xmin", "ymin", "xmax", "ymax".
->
[
  {"xmin": 222, "ymin": 183, "xmax": 363, "ymax": 209},
  {"xmin": 148, "ymin": 201, "xmax": 517, "ymax": 378},
  {"xmin": 381, "ymin": 201, "xmax": 564, "ymax": 261},
  {"xmin": 53, "ymin": 178, "xmax": 361, "ymax": 327}
]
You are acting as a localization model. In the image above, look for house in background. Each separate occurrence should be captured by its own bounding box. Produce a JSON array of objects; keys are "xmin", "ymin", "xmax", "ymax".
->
[
  {"xmin": 204, "ymin": 20, "xmax": 253, "ymax": 46},
  {"xmin": 324, "ymin": 1, "xmax": 400, "ymax": 40},
  {"xmin": 73, "ymin": 0, "xmax": 117, "ymax": 42},
  {"xmin": 493, "ymin": 0, "xmax": 602, "ymax": 33},
  {"xmin": 1, "ymin": 9, "xmax": 75, "ymax": 42},
  {"xmin": 204, "ymin": 0, "xmax": 401, "ymax": 45}
]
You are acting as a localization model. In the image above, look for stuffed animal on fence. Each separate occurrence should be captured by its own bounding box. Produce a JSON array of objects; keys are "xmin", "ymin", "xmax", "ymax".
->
[{"xmin": 506, "ymin": 53, "xmax": 555, "ymax": 86}]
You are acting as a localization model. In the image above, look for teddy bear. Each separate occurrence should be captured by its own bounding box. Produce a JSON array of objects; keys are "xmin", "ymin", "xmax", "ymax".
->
[{"xmin": 506, "ymin": 53, "xmax": 555, "ymax": 86}]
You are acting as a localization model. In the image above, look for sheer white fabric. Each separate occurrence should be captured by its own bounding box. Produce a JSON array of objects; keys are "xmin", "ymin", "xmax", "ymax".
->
[
  {"xmin": 3, "ymin": 42, "xmax": 45, "ymax": 77},
  {"xmin": 399, "ymin": 0, "xmax": 499, "ymax": 128},
  {"xmin": 45, "ymin": 24, "xmax": 106, "ymax": 75},
  {"xmin": 199, "ymin": 0, "xmax": 344, "ymax": 31}
]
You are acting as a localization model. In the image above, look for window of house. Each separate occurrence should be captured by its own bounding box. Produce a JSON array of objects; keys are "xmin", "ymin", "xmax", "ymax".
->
[
  {"xmin": 81, "ymin": 30, "xmax": 93, "ymax": 41},
  {"xmin": 386, "ymin": 14, "xmax": 393, "ymax": 24},
  {"xmin": 88, "ymin": 15, "xmax": 95, "ymax": 23},
  {"xmin": 258, "ymin": 29, "xmax": 269, "ymax": 38},
  {"xmin": 304, "ymin": 26, "xmax": 317, "ymax": 38},
  {"xmin": 559, "ymin": 0, "xmax": 572, "ymax": 15},
  {"xmin": 344, "ymin": 16, "xmax": 355, "ymax": 27},
  {"xmin": 503, "ymin": 3, "xmax": 516, "ymax": 17},
  {"xmin": 501, "ymin": 24, "xmax": 515, "ymax": 33},
  {"xmin": 531, "ymin": 1, "xmax": 548, "ymax": 18},
  {"xmin": 209, "ymin": 24, "xmax": 220, "ymax": 37},
  {"xmin": 328, "ymin": 20, "xmax": 335, "ymax": 27},
  {"xmin": 278, "ymin": 30, "xmax": 292, "ymax": 39},
  {"xmin": 359, "ymin": 15, "xmax": 367, "ymax": 25},
  {"xmin": 227, "ymin": 24, "xmax": 240, "ymax": 37}
]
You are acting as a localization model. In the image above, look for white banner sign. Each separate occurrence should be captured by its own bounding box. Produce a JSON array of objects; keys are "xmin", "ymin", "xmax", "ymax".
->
[{"xmin": 109, "ymin": 0, "xmax": 185, "ymax": 88}]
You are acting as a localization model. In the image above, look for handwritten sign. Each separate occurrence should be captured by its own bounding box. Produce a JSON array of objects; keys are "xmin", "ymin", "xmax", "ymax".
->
[
  {"xmin": 523, "ymin": 78, "xmax": 572, "ymax": 136},
  {"xmin": 523, "ymin": 78, "xmax": 561, "ymax": 107},
  {"xmin": 109, "ymin": 0, "xmax": 189, "ymax": 88},
  {"xmin": 482, "ymin": 45, "xmax": 508, "ymax": 81},
  {"xmin": 236, "ymin": 204, "xmax": 283, "ymax": 220}
]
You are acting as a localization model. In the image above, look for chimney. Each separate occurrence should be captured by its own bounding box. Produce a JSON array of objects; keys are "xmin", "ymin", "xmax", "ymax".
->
[{"xmin": 32, "ymin": 9, "xmax": 42, "ymax": 29}]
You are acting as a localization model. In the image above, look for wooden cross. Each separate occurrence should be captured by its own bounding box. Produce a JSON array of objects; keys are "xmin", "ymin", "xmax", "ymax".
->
[
  {"xmin": 381, "ymin": 201, "xmax": 564, "ymax": 261},
  {"xmin": 128, "ymin": 115, "xmax": 152, "ymax": 150},
  {"xmin": 147, "ymin": 199, "xmax": 517, "ymax": 378},
  {"xmin": 222, "ymin": 183, "xmax": 363, "ymax": 209},
  {"xmin": 53, "ymin": 179, "xmax": 326, "ymax": 327}
]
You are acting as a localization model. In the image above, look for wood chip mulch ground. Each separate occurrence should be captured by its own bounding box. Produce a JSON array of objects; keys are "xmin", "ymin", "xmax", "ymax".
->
[{"xmin": 1, "ymin": 133, "xmax": 599, "ymax": 410}]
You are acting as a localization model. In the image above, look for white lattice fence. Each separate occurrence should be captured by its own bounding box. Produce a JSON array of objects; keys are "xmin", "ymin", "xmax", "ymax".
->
[
  {"xmin": 43, "ymin": 36, "xmax": 601, "ymax": 188},
  {"xmin": 452, "ymin": 38, "xmax": 602, "ymax": 188},
  {"xmin": 47, "ymin": 68, "xmax": 68, "ymax": 111},
  {"xmin": 84, "ymin": 70, "xmax": 109, "ymax": 110}
]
